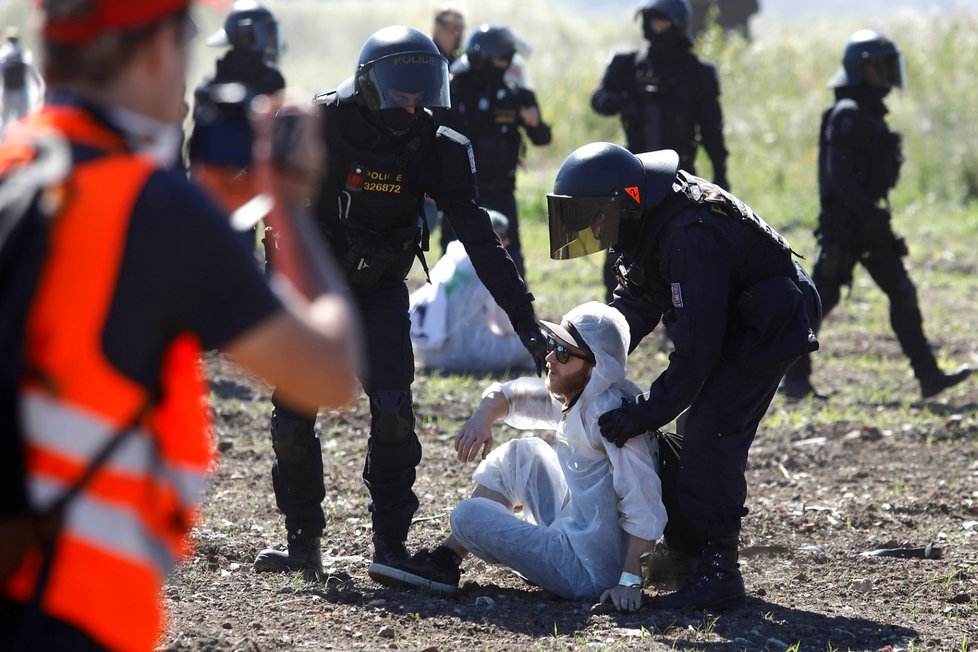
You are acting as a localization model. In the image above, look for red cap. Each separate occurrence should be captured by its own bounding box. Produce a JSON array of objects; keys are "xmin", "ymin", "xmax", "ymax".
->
[{"xmin": 40, "ymin": 0, "xmax": 192, "ymax": 44}]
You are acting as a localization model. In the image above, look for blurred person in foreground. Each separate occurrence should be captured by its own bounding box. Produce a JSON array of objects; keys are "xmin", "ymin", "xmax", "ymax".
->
[
  {"xmin": 252, "ymin": 26, "xmax": 548, "ymax": 587},
  {"xmin": 379, "ymin": 302, "xmax": 666, "ymax": 614},
  {"xmin": 1, "ymin": 27, "xmax": 45, "ymax": 137},
  {"xmin": 440, "ymin": 24, "xmax": 552, "ymax": 278},
  {"xmin": 0, "ymin": 1, "xmax": 361, "ymax": 650},
  {"xmin": 780, "ymin": 30, "xmax": 971, "ymax": 400},
  {"xmin": 592, "ymin": 0, "xmax": 728, "ymax": 301},
  {"xmin": 409, "ymin": 210, "xmax": 534, "ymax": 373},
  {"xmin": 431, "ymin": 6, "xmax": 465, "ymax": 67},
  {"xmin": 547, "ymin": 142, "xmax": 821, "ymax": 611}
]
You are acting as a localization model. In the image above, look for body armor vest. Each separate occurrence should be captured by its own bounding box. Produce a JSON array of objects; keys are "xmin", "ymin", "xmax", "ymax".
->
[
  {"xmin": 315, "ymin": 95, "xmax": 432, "ymax": 284},
  {"xmin": 452, "ymin": 75, "xmax": 524, "ymax": 188},
  {"xmin": 625, "ymin": 51, "xmax": 697, "ymax": 163},
  {"xmin": 615, "ymin": 173, "xmax": 794, "ymax": 309},
  {"xmin": 818, "ymin": 100, "xmax": 902, "ymax": 207},
  {"xmin": 678, "ymin": 171, "xmax": 795, "ymax": 257}
]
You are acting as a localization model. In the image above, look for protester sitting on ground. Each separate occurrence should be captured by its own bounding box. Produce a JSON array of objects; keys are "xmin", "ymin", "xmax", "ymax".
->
[
  {"xmin": 409, "ymin": 210, "xmax": 534, "ymax": 373},
  {"xmin": 387, "ymin": 302, "xmax": 667, "ymax": 613}
]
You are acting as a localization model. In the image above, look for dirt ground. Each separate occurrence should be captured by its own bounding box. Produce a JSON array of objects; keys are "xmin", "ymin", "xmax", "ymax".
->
[{"xmin": 160, "ymin": 338, "xmax": 978, "ymax": 651}]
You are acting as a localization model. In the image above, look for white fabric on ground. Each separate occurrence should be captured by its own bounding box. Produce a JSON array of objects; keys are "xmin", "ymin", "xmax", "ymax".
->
[
  {"xmin": 450, "ymin": 302, "xmax": 667, "ymax": 600},
  {"xmin": 410, "ymin": 240, "xmax": 532, "ymax": 372}
]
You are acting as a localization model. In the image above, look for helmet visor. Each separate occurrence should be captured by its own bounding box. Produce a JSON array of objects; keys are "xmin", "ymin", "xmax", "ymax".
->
[
  {"xmin": 547, "ymin": 194, "xmax": 623, "ymax": 260},
  {"xmin": 865, "ymin": 51, "xmax": 905, "ymax": 89},
  {"xmin": 359, "ymin": 52, "xmax": 450, "ymax": 110},
  {"xmin": 258, "ymin": 21, "xmax": 282, "ymax": 64}
]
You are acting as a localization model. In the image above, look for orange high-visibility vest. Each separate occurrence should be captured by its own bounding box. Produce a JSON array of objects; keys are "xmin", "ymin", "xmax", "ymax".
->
[{"xmin": 2, "ymin": 105, "xmax": 213, "ymax": 652}]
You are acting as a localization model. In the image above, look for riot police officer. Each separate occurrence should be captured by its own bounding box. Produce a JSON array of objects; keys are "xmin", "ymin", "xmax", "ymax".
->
[
  {"xmin": 592, "ymin": 0, "xmax": 729, "ymax": 299},
  {"xmin": 780, "ymin": 31, "xmax": 971, "ymax": 400},
  {"xmin": 547, "ymin": 142, "xmax": 821, "ymax": 610},
  {"xmin": 202, "ymin": 0, "xmax": 284, "ymax": 95},
  {"xmin": 440, "ymin": 24, "xmax": 552, "ymax": 278},
  {"xmin": 253, "ymin": 26, "xmax": 548, "ymax": 584},
  {"xmin": 188, "ymin": 1, "xmax": 284, "ymax": 249}
]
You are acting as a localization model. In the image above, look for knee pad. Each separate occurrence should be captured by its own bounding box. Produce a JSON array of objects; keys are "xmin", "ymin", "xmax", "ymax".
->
[
  {"xmin": 271, "ymin": 409, "xmax": 318, "ymax": 463},
  {"xmin": 814, "ymin": 241, "xmax": 856, "ymax": 287},
  {"xmin": 890, "ymin": 278, "xmax": 919, "ymax": 313},
  {"xmin": 369, "ymin": 390, "xmax": 415, "ymax": 443}
]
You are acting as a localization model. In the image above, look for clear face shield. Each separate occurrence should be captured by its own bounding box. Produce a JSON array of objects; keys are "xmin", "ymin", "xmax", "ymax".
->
[
  {"xmin": 358, "ymin": 52, "xmax": 451, "ymax": 110},
  {"xmin": 547, "ymin": 191, "xmax": 639, "ymax": 260},
  {"xmin": 258, "ymin": 20, "xmax": 282, "ymax": 65},
  {"xmin": 865, "ymin": 50, "xmax": 905, "ymax": 89}
]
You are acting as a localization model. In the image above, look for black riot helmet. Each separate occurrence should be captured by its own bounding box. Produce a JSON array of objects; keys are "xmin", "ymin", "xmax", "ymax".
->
[
  {"xmin": 636, "ymin": 0, "xmax": 693, "ymax": 35},
  {"xmin": 336, "ymin": 26, "xmax": 451, "ymax": 111},
  {"xmin": 829, "ymin": 29, "xmax": 905, "ymax": 90},
  {"xmin": 547, "ymin": 143, "xmax": 679, "ymax": 260},
  {"xmin": 466, "ymin": 25, "xmax": 518, "ymax": 70},
  {"xmin": 207, "ymin": 0, "xmax": 282, "ymax": 65}
]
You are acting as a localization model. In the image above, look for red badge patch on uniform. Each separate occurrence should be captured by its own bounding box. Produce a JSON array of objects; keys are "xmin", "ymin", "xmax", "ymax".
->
[
  {"xmin": 671, "ymin": 282, "xmax": 684, "ymax": 308},
  {"xmin": 624, "ymin": 186, "xmax": 641, "ymax": 204}
]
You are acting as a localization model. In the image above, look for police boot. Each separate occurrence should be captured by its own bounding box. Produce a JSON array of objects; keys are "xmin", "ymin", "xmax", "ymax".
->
[
  {"xmin": 918, "ymin": 366, "xmax": 972, "ymax": 399},
  {"xmin": 254, "ymin": 529, "xmax": 324, "ymax": 582},
  {"xmin": 647, "ymin": 540, "xmax": 700, "ymax": 591},
  {"xmin": 367, "ymin": 533, "xmax": 414, "ymax": 587},
  {"xmin": 651, "ymin": 534, "xmax": 746, "ymax": 611}
]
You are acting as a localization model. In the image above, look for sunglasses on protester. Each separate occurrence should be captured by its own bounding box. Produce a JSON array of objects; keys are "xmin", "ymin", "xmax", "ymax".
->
[{"xmin": 546, "ymin": 337, "xmax": 593, "ymax": 364}]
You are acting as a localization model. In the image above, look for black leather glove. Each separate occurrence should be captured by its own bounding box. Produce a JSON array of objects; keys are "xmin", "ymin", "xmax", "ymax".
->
[
  {"xmin": 514, "ymin": 318, "xmax": 548, "ymax": 376},
  {"xmin": 598, "ymin": 398, "xmax": 646, "ymax": 448}
]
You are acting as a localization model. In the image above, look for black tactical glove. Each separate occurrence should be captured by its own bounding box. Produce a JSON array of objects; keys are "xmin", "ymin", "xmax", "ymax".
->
[
  {"xmin": 598, "ymin": 398, "xmax": 647, "ymax": 448},
  {"xmin": 514, "ymin": 317, "xmax": 548, "ymax": 376},
  {"xmin": 892, "ymin": 233, "xmax": 909, "ymax": 258}
]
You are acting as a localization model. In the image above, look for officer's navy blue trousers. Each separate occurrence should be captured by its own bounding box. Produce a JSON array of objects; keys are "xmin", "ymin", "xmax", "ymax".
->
[
  {"xmin": 270, "ymin": 277, "xmax": 422, "ymax": 542},
  {"xmin": 790, "ymin": 242, "xmax": 936, "ymax": 380},
  {"xmin": 666, "ymin": 275, "xmax": 822, "ymax": 552}
]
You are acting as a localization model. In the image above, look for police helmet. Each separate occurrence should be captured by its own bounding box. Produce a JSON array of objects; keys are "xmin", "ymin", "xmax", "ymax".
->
[
  {"xmin": 336, "ymin": 26, "xmax": 451, "ymax": 111},
  {"xmin": 547, "ymin": 143, "xmax": 679, "ymax": 260},
  {"xmin": 635, "ymin": 0, "xmax": 693, "ymax": 32},
  {"xmin": 829, "ymin": 29, "xmax": 905, "ymax": 89},
  {"xmin": 466, "ymin": 25, "xmax": 518, "ymax": 70},
  {"xmin": 207, "ymin": 0, "xmax": 282, "ymax": 65}
]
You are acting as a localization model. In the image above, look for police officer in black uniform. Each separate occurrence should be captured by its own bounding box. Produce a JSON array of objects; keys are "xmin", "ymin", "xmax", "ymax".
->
[
  {"xmin": 592, "ymin": 0, "xmax": 728, "ymax": 300},
  {"xmin": 440, "ymin": 25, "xmax": 551, "ymax": 278},
  {"xmin": 253, "ymin": 26, "xmax": 548, "ymax": 584},
  {"xmin": 780, "ymin": 31, "xmax": 971, "ymax": 400},
  {"xmin": 547, "ymin": 142, "xmax": 821, "ymax": 610},
  {"xmin": 202, "ymin": 0, "xmax": 284, "ymax": 95}
]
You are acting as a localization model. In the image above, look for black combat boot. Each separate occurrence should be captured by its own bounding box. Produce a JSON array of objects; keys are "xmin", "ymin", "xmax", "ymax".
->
[
  {"xmin": 647, "ymin": 540, "xmax": 700, "ymax": 591},
  {"xmin": 778, "ymin": 376, "xmax": 829, "ymax": 400},
  {"xmin": 367, "ymin": 533, "xmax": 412, "ymax": 586},
  {"xmin": 651, "ymin": 534, "xmax": 746, "ymax": 611},
  {"xmin": 918, "ymin": 366, "xmax": 971, "ymax": 399},
  {"xmin": 254, "ymin": 529, "xmax": 324, "ymax": 581}
]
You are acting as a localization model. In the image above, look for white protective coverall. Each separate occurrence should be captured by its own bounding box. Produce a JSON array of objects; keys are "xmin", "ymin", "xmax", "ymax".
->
[
  {"xmin": 410, "ymin": 240, "xmax": 533, "ymax": 372},
  {"xmin": 450, "ymin": 302, "xmax": 667, "ymax": 599}
]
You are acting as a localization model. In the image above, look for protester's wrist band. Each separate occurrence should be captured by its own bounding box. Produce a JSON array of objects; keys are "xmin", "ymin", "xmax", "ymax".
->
[{"xmin": 618, "ymin": 571, "xmax": 642, "ymax": 588}]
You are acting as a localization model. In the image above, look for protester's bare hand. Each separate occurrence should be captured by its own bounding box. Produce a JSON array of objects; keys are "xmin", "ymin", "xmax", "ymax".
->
[
  {"xmin": 599, "ymin": 585, "xmax": 642, "ymax": 613},
  {"xmin": 454, "ymin": 416, "xmax": 494, "ymax": 463},
  {"xmin": 519, "ymin": 106, "xmax": 540, "ymax": 128}
]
